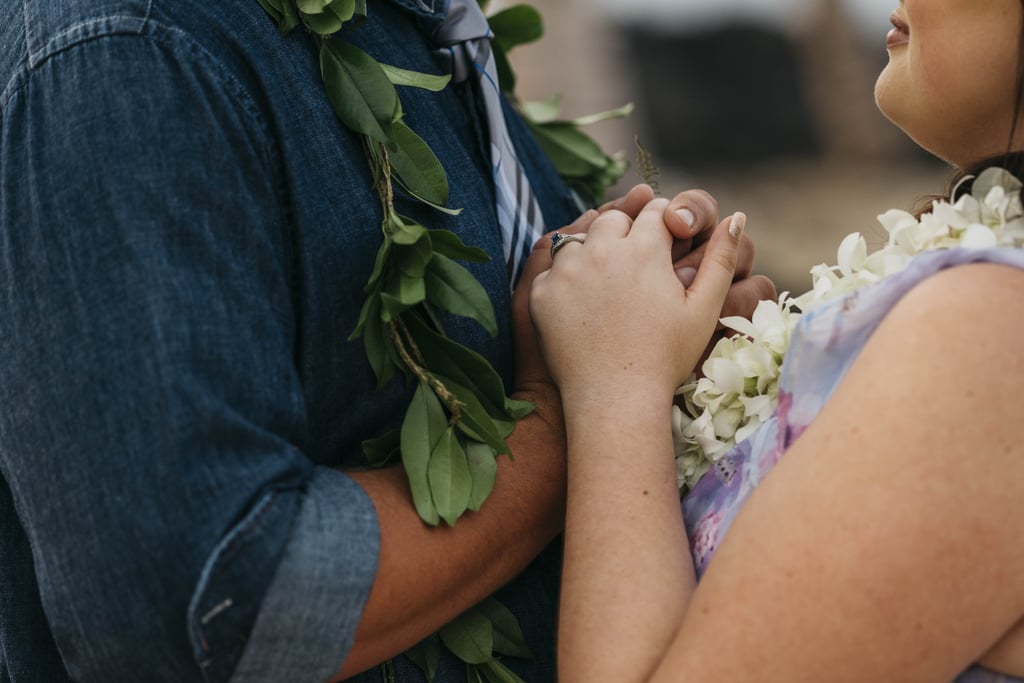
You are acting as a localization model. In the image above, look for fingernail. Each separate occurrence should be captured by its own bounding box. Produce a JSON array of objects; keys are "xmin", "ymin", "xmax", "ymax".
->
[
  {"xmin": 675, "ymin": 208, "xmax": 696, "ymax": 228},
  {"xmin": 729, "ymin": 212, "xmax": 746, "ymax": 240},
  {"xmin": 675, "ymin": 266, "xmax": 697, "ymax": 288}
]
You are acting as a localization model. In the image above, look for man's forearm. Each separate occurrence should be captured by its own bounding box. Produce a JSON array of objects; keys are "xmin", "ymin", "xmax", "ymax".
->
[{"xmin": 335, "ymin": 385, "xmax": 566, "ymax": 679}]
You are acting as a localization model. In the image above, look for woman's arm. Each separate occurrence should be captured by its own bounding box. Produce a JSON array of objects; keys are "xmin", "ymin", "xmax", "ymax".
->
[
  {"xmin": 558, "ymin": 389, "xmax": 695, "ymax": 682},
  {"xmin": 558, "ymin": 261, "xmax": 1024, "ymax": 683},
  {"xmin": 340, "ymin": 186, "xmax": 742, "ymax": 677},
  {"xmin": 530, "ymin": 199, "xmax": 747, "ymax": 681}
]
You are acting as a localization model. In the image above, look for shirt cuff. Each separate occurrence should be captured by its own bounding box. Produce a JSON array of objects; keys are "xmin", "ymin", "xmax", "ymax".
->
[{"xmin": 227, "ymin": 467, "xmax": 380, "ymax": 683}]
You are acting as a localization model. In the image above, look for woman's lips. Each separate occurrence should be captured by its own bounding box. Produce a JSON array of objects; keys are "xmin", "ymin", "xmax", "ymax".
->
[{"xmin": 887, "ymin": 12, "xmax": 910, "ymax": 48}]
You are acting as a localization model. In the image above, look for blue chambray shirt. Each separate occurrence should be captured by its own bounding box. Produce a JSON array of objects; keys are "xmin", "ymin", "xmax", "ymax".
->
[{"xmin": 0, "ymin": 0, "xmax": 580, "ymax": 681}]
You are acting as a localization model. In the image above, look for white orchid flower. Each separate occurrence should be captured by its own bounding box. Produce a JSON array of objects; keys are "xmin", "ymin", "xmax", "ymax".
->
[{"xmin": 673, "ymin": 167, "xmax": 1024, "ymax": 495}]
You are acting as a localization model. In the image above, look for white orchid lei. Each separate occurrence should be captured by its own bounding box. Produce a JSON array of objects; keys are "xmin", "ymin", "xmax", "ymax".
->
[{"xmin": 672, "ymin": 167, "xmax": 1024, "ymax": 493}]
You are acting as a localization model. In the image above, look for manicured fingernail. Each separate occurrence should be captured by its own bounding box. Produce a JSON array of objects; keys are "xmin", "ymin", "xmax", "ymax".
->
[
  {"xmin": 675, "ymin": 208, "xmax": 696, "ymax": 228},
  {"xmin": 729, "ymin": 212, "xmax": 746, "ymax": 239},
  {"xmin": 675, "ymin": 266, "xmax": 697, "ymax": 288}
]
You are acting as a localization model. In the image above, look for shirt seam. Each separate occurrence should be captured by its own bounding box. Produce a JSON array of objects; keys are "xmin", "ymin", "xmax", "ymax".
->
[
  {"xmin": 1, "ymin": 17, "xmax": 292, "ymax": 280},
  {"xmin": 26, "ymin": 15, "xmax": 150, "ymax": 69},
  {"xmin": 4, "ymin": 15, "xmax": 271, "ymax": 174}
]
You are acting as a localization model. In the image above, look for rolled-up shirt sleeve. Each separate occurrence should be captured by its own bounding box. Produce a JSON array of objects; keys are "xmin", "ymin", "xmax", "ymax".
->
[
  {"xmin": 0, "ymin": 23, "xmax": 378, "ymax": 683},
  {"xmin": 215, "ymin": 468, "xmax": 378, "ymax": 683}
]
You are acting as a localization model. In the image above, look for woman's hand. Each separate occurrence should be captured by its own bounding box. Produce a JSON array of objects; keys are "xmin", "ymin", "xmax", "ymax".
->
[
  {"xmin": 511, "ymin": 184, "xmax": 774, "ymax": 391},
  {"xmin": 602, "ymin": 184, "xmax": 776, "ymax": 358},
  {"xmin": 529, "ymin": 198, "xmax": 746, "ymax": 409}
]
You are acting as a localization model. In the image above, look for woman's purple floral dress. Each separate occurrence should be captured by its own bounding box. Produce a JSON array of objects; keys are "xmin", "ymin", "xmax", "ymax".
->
[{"xmin": 681, "ymin": 247, "xmax": 1024, "ymax": 682}]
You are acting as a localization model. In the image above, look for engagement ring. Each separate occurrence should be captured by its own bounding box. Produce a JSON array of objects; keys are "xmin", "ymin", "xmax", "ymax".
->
[{"xmin": 550, "ymin": 232, "xmax": 586, "ymax": 259}]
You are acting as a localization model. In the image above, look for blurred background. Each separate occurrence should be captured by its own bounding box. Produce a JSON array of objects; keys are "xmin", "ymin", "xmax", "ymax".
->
[{"xmin": 499, "ymin": 0, "xmax": 951, "ymax": 295}]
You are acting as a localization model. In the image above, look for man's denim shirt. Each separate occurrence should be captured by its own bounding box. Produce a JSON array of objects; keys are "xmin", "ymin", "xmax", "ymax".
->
[{"xmin": 0, "ymin": 0, "xmax": 579, "ymax": 680}]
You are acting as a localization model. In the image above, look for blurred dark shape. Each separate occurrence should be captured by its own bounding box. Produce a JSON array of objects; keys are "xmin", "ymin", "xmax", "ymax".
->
[{"xmin": 622, "ymin": 23, "xmax": 822, "ymax": 169}]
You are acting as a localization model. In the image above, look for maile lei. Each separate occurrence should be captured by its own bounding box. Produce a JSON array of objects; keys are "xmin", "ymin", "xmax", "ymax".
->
[
  {"xmin": 674, "ymin": 167, "xmax": 1024, "ymax": 493},
  {"xmin": 254, "ymin": 0, "xmax": 630, "ymax": 680},
  {"xmin": 256, "ymin": 0, "xmax": 629, "ymax": 525}
]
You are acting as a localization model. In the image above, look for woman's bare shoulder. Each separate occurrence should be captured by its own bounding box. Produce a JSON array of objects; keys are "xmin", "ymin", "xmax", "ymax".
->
[
  {"xmin": 655, "ymin": 261, "xmax": 1024, "ymax": 682},
  {"xmin": 861, "ymin": 261, "xmax": 1024, "ymax": 386}
]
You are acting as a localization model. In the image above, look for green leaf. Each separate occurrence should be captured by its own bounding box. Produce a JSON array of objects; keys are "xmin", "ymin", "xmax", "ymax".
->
[
  {"xmin": 465, "ymin": 441, "xmax": 497, "ymax": 512},
  {"xmin": 489, "ymin": 5, "xmax": 544, "ymax": 51},
  {"xmin": 405, "ymin": 633, "xmax": 442, "ymax": 682},
  {"xmin": 528, "ymin": 122, "xmax": 608, "ymax": 176},
  {"xmin": 420, "ymin": 302, "xmax": 447, "ymax": 333},
  {"xmin": 303, "ymin": 8, "xmax": 343, "ymax": 34},
  {"xmin": 257, "ymin": 0, "xmax": 301, "ymax": 33},
  {"xmin": 402, "ymin": 274, "xmax": 427, "ymax": 304},
  {"xmin": 425, "ymin": 253, "xmax": 498, "ymax": 336},
  {"xmin": 396, "ymin": 238, "xmax": 433, "ymax": 279},
  {"xmin": 296, "ymin": 0, "xmax": 330, "ymax": 12},
  {"xmin": 349, "ymin": 283, "xmax": 376, "ymax": 339},
  {"xmin": 565, "ymin": 102, "xmax": 635, "ymax": 127},
  {"xmin": 519, "ymin": 95, "xmax": 563, "ymax": 124},
  {"xmin": 435, "ymin": 374, "xmax": 512, "ymax": 455},
  {"xmin": 479, "ymin": 659, "xmax": 526, "ymax": 683},
  {"xmin": 401, "ymin": 381, "xmax": 447, "ymax": 525},
  {"xmin": 520, "ymin": 99, "xmax": 634, "ymax": 129},
  {"xmin": 362, "ymin": 428, "xmax": 400, "ymax": 467},
  {"xmin": 365, "ymin": 235, "xmax": 393, "ymax": 291},
  {"xmin": 256, "ymin": 0, "xmax": 283, "ymax": 23},
  {"xmin": 439, "ymin": 609, "xmax": 493, "ymax": 665},
  {"xmin": 280, "ymin": 1, "xmax": 302, "ymax": 33},
  {"xmin": 428, "ymin": 427, "xmax": 473, "ymax": 526},
  {"xmin": 383, "ymin": 330, "xmax": 407, "ymax": 383},
  {"xmin": 561, "ymin": 152, "xmax": 630, "ymax": 207},
  {"xmin": 503, "ymin": 396, "xmax": 535, "ymax": 421},
  {"xmin": 393, "ymin": 188, "xmax": 464, "ymax": 217},
  {"xmin": 389, "ymin": 215, "xmax": 428, "ymax": 245},
  {"xmin": 320, "ymin": 37, "xmax": 397, "ymax": 142},
  {"xmin": 380, "ymin": 291, "xmax": 407, "ymax": 321},
  {"xmin": 529, "ymin": 107, "xmax": 632, "ymax": 196},
  {"xmin": 385, "ymin": 273, "xmax": 426, "ymax": 306},
  {"xmin": 468, "ymin": 666, "xmax": 487, "ymax": 683},
  {"xmin": 429, "ymin": 229, "xmax": 490, "ymax": 263},
  {"xmin": 388, "ymin": 121, "xmax": 450, "ymax": 207},
  {"xmin": 362, "ymin": 297, "xmax": 397, "ymax": 390},
  {"xmin": 381, "ymin": 63, "xmax": 452, "ymax": 92},
  {"xmin": 327, "ymin": 0, "xmax": 357, "ymax": 22},
  {"xmin": 391, "ymin": 86, "xmax": 405, "ymax": 124},
  {"xmin": 404, "ymin": 314, "xmax": 512, "ymax": 422},
  {"xmin": 477, "ymin": 598, "xmax": 531, "ymax": 659}
]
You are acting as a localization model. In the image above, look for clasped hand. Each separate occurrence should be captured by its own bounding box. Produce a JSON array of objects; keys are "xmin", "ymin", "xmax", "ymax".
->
[{"xmin": 512, "ymin": 184, "xmax": 776, "ymax": 404}]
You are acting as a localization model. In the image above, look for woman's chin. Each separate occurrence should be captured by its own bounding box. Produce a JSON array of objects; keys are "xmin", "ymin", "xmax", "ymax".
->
[{"xmin": 873, "ymin": 82, "xmax": 903, "ymax": 132}]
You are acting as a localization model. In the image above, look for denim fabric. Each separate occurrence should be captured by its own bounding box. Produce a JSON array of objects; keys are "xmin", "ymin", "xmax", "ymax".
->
[{"xmin": 0, "ymin": 0, "xmax": 580, "ymax": 681}]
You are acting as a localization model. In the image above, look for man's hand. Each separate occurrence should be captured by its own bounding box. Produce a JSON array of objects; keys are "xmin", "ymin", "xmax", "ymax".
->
[
  {"xmin": 656, "ymin": 186, "xmax": 776, "ymax": 322},
  {"xmin": 600, "ymin": 184, "xmax": 775, "ymax": 307},
  {"xmin": 653, "ymin": 186, "xmax": 777, "ymax": 367}
]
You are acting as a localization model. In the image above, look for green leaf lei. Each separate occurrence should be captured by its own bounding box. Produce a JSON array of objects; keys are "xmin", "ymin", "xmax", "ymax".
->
[
  {"xmin": 256, "ymin": 0, "xmax": 630, "ymax": 677},
  {"xmin": 257, "ymin": 0, "xmax": 629, "ymax": 526}
]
